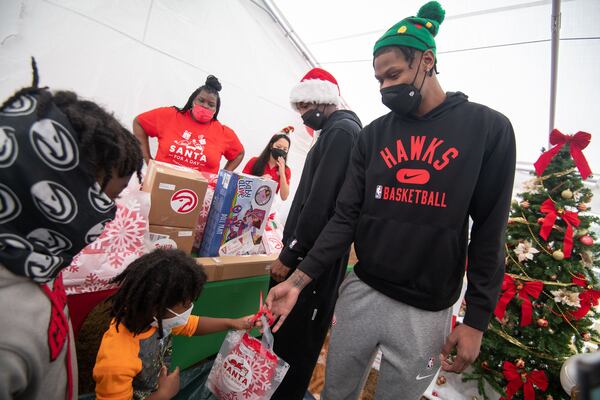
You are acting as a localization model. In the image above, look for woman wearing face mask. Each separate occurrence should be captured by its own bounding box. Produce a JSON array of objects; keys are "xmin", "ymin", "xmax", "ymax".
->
[
  {"xmin": 242, "ymin": 126, "xmax": 293, "ymax": 201},
  {"xmin": 133, "ymin": 75, "xmax": 245, "ymax": 174}
]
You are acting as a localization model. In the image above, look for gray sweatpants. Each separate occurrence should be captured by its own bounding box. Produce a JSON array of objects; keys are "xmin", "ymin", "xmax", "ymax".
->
[{"xmin": 321, "ymin": 272, "xmax": 453, "ymax": 400}]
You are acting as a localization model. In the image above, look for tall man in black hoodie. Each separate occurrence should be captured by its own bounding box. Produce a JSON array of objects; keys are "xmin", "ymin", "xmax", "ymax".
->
[
  {"xmin": 267, "ymin": 2, "xmax": 516, "ymax": 398},
  {"xmin": 267, "ymin": 68, "xmax": 362, "ymax": 399}
]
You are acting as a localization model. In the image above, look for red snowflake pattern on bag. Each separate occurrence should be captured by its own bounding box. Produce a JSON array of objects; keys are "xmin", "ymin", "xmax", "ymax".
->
[
  {"xmin": 63, "ymin": 184, "xmax": 151, "ymax": 294},
  {"xmin": 208, "ymin": 308, "xmax": 289, "ymax": 400}
]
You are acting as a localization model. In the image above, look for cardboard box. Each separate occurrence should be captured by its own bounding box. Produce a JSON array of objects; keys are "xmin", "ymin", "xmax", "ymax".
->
[
  {"xmin": 199, "ymin": 170, "xmax": 277, "ymax": 257},
  {"xmin": 142, "ymin": 160, "xmax": 208, "ymax": 229},
  {"xmin": 149, "ymin": 225, "xmax": 195, "ymax": 254},
  {"xmin": 195, "ymin": 254, "xmax": 277, "ymax": 282}
]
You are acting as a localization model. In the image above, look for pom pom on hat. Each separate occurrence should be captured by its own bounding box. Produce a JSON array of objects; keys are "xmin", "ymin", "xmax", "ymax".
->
[
  {"xmin": 289, "ymin": 68, "xmax": 341, "ymax": 111},
  {"xmin": 417, "ymin": 1, "xmax": 445, "ymax": 35},
  {"xmin": 373, "ymin": 1, "xmax": 445, "ymax": 57}
]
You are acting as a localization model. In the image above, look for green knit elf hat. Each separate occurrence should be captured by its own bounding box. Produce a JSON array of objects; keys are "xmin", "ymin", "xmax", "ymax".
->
[{"xmin": 373, "ymin": 1, "xmax": 446, "ymax": 57}]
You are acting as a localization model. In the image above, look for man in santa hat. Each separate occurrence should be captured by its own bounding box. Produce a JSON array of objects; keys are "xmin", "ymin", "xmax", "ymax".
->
[
  {"xmin": 267, "ymin": 1, "xmax": 516, "ymax": 398},
  {"xmin": 267, "ymin": 67, "xmax": 362, "ymax": 399}
]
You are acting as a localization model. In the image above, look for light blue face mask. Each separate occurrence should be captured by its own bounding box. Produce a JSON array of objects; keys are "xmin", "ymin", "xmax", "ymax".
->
[{"xmin": 151, "ymin": 304, "xmax": 193, "ymax": 337}]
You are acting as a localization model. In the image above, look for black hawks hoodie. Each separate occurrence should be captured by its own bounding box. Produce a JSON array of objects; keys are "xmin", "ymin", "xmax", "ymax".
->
[{"xmin": 298, "ymin": 92, "xmax": 516, "ymax": 331}]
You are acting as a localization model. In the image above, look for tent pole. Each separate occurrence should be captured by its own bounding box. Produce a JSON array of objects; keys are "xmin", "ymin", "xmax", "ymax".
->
[
  {"xmin": 261, "ymin": 0, "xmax": 319, "ymax": 68},
  {"xmin": 548, "ymin": 0, "xmax": 561, "ymax": 145}
]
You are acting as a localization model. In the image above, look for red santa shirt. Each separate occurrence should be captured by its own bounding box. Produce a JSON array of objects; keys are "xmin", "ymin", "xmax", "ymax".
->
[{"xmin": 136, "ymin": 107, "xmax": 244, "ymax": 174}]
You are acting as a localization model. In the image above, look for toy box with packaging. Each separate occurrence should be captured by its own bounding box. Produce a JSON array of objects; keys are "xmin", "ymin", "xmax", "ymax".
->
[{"xmin": 199, "ymin": 170, "xmax": 277, "ymax": 257}]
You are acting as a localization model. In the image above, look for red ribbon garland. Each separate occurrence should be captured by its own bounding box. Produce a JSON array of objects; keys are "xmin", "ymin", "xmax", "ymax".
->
[
  {"xmin": 501, "ymin": 361, "xmax": 548, "ymax": 400},
  {"xmin": 570, "ymin": 275, "xmax": 600, "ymax": 320},
  {"xmin": 250, "ymin": 292, "xmax": 275, "ymax": 326},
  {"xmin": 494, "ymin": 275, "xmax": 543, "ymax": 326},
  {"xmin": 539, "ymin": 199, "xmax": 580, "ymax": 258},
  {"xmin": 534, "ymin": 129, "xmax": 592, "ymax": 180}
]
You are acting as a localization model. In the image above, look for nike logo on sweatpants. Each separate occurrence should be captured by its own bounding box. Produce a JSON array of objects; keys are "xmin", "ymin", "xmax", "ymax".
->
[{"xmin": 415, "ymin": 373, "xmax": 435, "ymax": 380}]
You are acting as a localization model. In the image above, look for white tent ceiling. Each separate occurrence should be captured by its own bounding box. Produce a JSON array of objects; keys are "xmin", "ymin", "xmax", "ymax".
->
[
  {"xmin": 0, "ymin": 0, "xmax": 317, "ymax": 219},
  {"xmin": 274, "ymin": 0, "xmax": 600, "ymax": 173}
]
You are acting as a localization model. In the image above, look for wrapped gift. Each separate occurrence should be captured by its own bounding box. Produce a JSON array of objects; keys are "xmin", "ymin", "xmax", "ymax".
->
[
  {"xmin": 199, "ymin": 170, "xmax": 277, "ymax": 257},
  {"xmin": 207, "ymin": 296, "xmax": 289, "ymax": 399}
]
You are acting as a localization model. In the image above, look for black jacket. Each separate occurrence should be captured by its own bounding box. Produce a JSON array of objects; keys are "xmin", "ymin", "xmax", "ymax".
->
[
  {"xmin": 298, "ymin": 92, "xmax": 516, "ymax": 331},
  {"xmin": 279, "ymin": 110, "xmax": 362, "ymax": 268}
]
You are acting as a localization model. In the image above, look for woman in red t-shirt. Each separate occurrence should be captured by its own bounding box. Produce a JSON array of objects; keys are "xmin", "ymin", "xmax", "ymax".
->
[
  {"xmin": 133, "ymin": 75, "xmax": 244, "ymax": 174},
  {"xmin": 242, "ymin": 127, "xmax": 292, "ymax": 200}
]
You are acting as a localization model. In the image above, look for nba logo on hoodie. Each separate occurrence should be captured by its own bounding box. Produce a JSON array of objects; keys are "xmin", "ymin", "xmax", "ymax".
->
[{"xmin": 375, "ymin": 185, "xmax": 383, "ymax": 199}]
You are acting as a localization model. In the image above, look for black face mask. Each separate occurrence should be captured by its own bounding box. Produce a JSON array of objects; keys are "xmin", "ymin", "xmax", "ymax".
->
[
  {"xmin": 271, "ymin": 148, "xmax": 287, "ymax": 160},
  {"xmin": 380, "ymin": 55, "xmax": 428, "ymax": 116},
  {"xmin": 301, "ymin": 107, "xmax": 327, "ymax": 130}
]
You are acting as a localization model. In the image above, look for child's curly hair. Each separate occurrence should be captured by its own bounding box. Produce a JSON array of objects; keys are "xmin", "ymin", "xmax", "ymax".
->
[{"xmin": 109, "ymin": 249, "xmax": 207, "ymax": 337}]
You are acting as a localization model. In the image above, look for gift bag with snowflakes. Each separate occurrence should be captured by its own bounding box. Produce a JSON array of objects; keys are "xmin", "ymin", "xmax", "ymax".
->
[
  {"xmin": 207, "ymin": 315, "xmax": 289, "ymax": 399},
  {"xmin": 63, "ymin": 176, "xmax": 152, "ymax": 294}
]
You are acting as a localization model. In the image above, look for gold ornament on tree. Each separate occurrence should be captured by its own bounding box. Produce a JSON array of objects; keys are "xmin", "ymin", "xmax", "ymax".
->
[
  {"xmin": 561, "ymin": 189, "xmax": 573, "ymax": 199},
  {"xmin": 553, "ymin": 249, "xmax": 565, "ymax": 260},
  {"xmin": 515, "ymin": 358, "xmax": 525, "ymax": 369}
]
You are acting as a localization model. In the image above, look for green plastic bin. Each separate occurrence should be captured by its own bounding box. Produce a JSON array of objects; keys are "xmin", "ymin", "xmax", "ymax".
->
[{"xmin": 172, "ymin": 274, "xmax": 270, "ymax": 370}]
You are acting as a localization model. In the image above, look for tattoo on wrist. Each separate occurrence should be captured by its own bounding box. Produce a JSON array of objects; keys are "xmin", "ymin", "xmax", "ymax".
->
[{"xmin": 290, "ymin": 270, "xmax": 307, "ymax": 289}]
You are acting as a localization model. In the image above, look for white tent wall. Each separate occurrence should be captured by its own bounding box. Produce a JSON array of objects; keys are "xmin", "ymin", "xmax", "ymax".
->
[
  {"xmin": 276, "ymin": 0, "xmax": 600, "ymax": 174},
  {"xmin": 0, "ymin": 0, "xmax": 316, "ymax": 221}
]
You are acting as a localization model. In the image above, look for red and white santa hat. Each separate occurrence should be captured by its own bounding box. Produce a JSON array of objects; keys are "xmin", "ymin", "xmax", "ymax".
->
[{"xmin": 289, "ymin": 68, "xmax": 341, "ymax": 111}]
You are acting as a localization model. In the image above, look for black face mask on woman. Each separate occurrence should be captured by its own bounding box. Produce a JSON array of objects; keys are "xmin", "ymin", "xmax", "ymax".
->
[
  {"xmin": 301, "ymin": 106, "xmax": 327, "ymax": 130},
  {"xmin": 271, "ymin": 148, "xmax": 287, "ymax": 160},
  {"xmin": 380, "ymin": 55, "xmax": 429, "ymax": 117}
]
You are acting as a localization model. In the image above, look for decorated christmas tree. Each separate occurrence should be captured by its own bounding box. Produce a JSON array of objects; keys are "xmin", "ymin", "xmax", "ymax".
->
[{"xmin": 464, "ymin": 130, "xmax": 599, "ymax": 399}]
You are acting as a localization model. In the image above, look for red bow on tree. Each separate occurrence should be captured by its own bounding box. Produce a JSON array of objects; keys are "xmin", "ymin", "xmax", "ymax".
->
[
  {"xmin": 534, "ymin": 129, "xmax": 592, "ymax": 180},
  {"xmin": 494, "ymin": 275, "xmax": 543, "ymax": 326},
  {"xmin": 539, "ymin": 198, "xmax": 580, "ymax": 258},
  {"xmin": 570, "ymin": 275, "xmax": 600, "ymax": 320},
  {"xmin": 501, "ymin": 361, "xmax": 548, "ymax": 400}
]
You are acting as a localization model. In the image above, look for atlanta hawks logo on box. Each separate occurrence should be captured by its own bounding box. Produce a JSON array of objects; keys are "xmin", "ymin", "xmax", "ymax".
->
[{"xmin": 170, "ymin": 189, "xmax": 199, "ymax": 214}]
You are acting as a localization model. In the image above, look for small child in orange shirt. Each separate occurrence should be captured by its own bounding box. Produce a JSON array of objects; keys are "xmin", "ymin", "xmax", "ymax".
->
[{"xmin": 93, "ymin": 249, "xmax": 257, "ymax": 400}]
